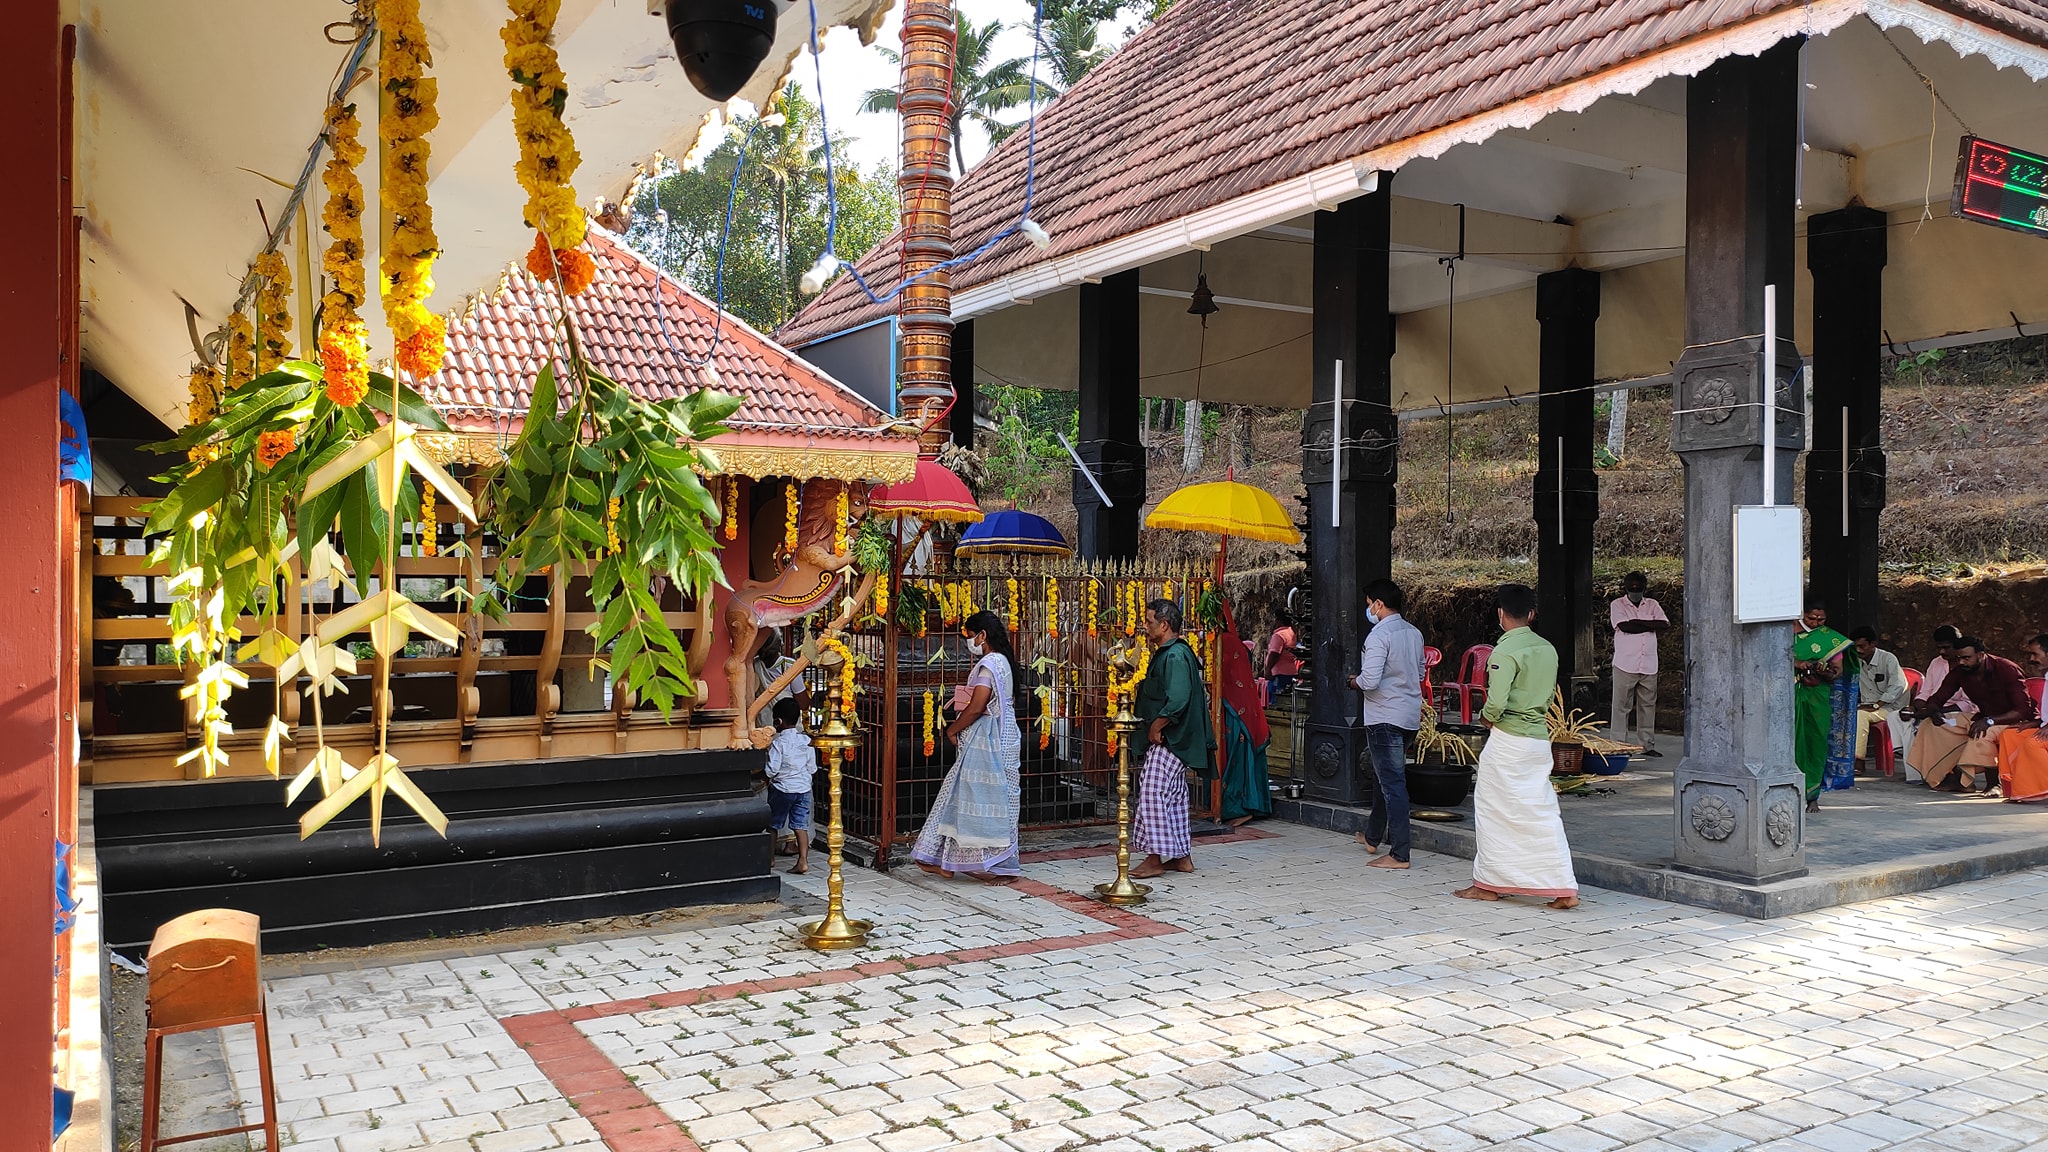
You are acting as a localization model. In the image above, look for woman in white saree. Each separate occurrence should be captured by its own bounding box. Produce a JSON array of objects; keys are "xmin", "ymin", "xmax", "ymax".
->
[{"xmin": 913, "ymin": 610, "xmax": 1023, "ymax": 881}]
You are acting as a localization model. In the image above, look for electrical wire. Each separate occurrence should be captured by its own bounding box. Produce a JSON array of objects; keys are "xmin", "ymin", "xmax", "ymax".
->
[
  {"xmin": 641, "ymin": 116, "xmax": 766, "ymax": 372},
  {"xmin": 807, "ymin": 0, "xmax": 1049, "ymax": 306}
]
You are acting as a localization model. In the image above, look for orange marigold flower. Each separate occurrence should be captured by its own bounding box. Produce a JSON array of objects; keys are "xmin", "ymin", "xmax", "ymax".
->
[
  {"xmin": 256, "ymin": 428, "xmax": 297, "ymax": 469},
  {"xmin": 395, "ymin": 312, "xmax": 447, "ymax": 376},
  {"xmin": 525, "ymin": 233, "xmax": 596, "ymax": 295},
  {"xmin": 320, "ymin": 316, "xmax": 370, "ymax": 406}
]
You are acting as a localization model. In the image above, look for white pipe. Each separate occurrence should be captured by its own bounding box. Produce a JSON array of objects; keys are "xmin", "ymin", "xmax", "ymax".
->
[
  {"xmin": 1763, "ymin": 284, "xmax": 1777, "ymax": 509},
  {"xmin": 1056, "ymin": 432, "xmax": 1113, "ymax": 508},
  {"xmin": 1556, "ymin": 436, "xmax": 1565, "ymax": 546},
  {"xmin": 1331, "ymin": 359, "xmax": 1343, "ymax": 530},
  {"xmin": 1841, "ymin": 405, "xmax": 1850, "ymax": 537}
]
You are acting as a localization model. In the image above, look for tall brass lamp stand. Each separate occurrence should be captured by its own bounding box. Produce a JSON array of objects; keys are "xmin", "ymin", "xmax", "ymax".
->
[
  {"xmin": 801, "ymin": 665, "xmax": 872, "ymax": 951},
  {"xmin": 1095, "ymin": 647, "xmax": 1152, "ymax": 906}
]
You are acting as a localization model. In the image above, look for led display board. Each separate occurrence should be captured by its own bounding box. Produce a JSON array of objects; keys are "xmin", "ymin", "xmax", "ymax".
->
[{"xmin": 1953, "ymin": 135, "xmax": 2048, "ymax": 238}]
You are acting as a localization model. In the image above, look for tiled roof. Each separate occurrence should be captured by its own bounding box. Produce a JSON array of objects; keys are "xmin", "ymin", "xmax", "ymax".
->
[
  {"xmin": 419, "ymin": 228, "xmax": 914, "ymax": 460},
  {"xmin": 779, "ymin": 0, "xmax": 2048, "ymax": 347}
]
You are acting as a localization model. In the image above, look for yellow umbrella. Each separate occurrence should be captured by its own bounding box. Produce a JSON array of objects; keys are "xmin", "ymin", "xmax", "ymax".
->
[
  {"xmin": 1146, "ymin": 481, "xmax": 1303, "ymax": 545},
  {"xmin": 1145, "ymin": 479, "xmax": 1301, "ymax": 818}
]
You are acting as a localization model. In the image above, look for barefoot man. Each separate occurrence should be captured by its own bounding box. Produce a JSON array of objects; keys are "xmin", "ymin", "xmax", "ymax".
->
[
  {"xmin": 1456, "ymin": 584, "xmax": 1580, "ymax": 910},
  {"xmin": 1131, "ymin": 599, "xmax": 1215, "ymax": 879}
]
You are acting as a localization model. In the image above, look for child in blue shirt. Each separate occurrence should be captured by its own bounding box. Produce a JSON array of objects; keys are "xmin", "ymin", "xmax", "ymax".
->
[{"xmin": 764, "ymin": 698, "xmax": 814, "ymax": 874}]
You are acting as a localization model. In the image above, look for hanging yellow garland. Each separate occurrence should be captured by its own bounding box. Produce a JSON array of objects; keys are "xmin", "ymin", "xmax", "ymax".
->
[
  {"xmin": 187, "ymin": 365, "xmax": 222, "ymax": 426},
  {"xmin": 872, "ymin": 576, "xmax": 888, "ymax": 618},
  {"xmin": 1124, "ymin": 581, "xmax": 1139, "ymax": 637},
  {"xmin": 503, "ymin": 0, "xmax": 590, "ymax": 283},
  {"xmin": 604, "ymin": 495, "xmax": 622, "ymax": 555},
  {"xmin": 226, "ymin": 312, "xmax": 256, "ymax": 390},
  {"xmin": 380, "ymin": 0, "xmax": 446, "ymax": 376},
  {"xmin": 818, "ymin": 635, "xmax": 857, "ymax": 716},
  {"xmin": 922, "ymin": 690, "xmax": 936, "ymax": 756},
  {"xmin": 419, "ymin": 492, "xmax": 438, "ymax": 556},
  {"xmin": 962, "ymin": 580, "xmax": 977, "ymax": 618},
  {"xmin": 833, "ymin": 488, "xmax": 849, "ymax": 556},
  {"xmin": 1163, "ymin": 579, "xmax": 1174, "ymax": 601},
  {"xmin": 1046, "ymin": 579, "xmax": 1059, "ymax": 640},
  {"xmin": 721, "ymin": 477, "xmax": 738, "ymax": 542},
  {"xmin": 1086, "ymin": 578, "xmax": 1099, "ymax": 639},
  {"xmin": 782, "ymin": 480, "xmax": 800, "ymax": 558},
  {"xmin": 318, "ymin": 97, "xmax": 370, "ymax": 406},
  {"xmin": 1006, "ymin": 577, "xmax": 1021, "ymax": 635},
  {"xmin": 253, "ymin": 251, "xmax": 293, "ymax": 374}
]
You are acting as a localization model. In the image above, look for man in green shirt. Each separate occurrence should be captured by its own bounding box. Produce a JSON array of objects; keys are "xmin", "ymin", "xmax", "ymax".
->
[
  {"xmin": 1456, "ymin": 584, "xmax": 1580, "ymax": 909},
  {"xmin": 1132, "ymin": 599, "xmax": 1215, "ymax": 878}
]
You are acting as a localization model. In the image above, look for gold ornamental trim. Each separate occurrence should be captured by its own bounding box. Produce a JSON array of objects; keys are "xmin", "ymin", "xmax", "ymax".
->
[{"xmin": 412, "ymin": 432, "xmax": 918, "ymax": 483}]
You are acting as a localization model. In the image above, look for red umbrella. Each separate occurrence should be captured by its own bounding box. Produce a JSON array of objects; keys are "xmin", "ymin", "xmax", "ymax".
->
[{"xmin": 869, "ymin": 459, "xmax": 982, "ymax": 523}]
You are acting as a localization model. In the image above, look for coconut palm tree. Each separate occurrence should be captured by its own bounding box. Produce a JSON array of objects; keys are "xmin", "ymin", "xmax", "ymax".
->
[
  {"xmin": 860, "ymin": 13, "xmax": 1040, "ymax": 173},
  {"xmin": 1034, "ymin": 5, "xmax": 1112, "ymax": 89}
]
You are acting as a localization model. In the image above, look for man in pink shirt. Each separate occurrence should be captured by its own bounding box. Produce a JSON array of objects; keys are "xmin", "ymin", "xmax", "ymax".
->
[{"xmin": 1609, "ymin": 572, "xmax": 1671, "ymax": 757}]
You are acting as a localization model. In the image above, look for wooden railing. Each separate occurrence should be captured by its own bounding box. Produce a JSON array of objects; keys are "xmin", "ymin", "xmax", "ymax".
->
[{"xmin": 86, "ymin": 496, "xmax": 728, "ymax": 783}]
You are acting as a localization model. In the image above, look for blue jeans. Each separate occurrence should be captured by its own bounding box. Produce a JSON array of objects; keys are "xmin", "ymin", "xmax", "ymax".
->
[{"xmin": 1364, "ymin": 724, "xmax": 1414, "ymax": 862}]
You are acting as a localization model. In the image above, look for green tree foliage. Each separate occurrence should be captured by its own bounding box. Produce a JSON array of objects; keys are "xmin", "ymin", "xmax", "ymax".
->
[
  {"xmin": 977, "ymin": 383, "xmax": 1079, "ymax": 503},
  {"xmin": 624, "ymin": 85, "xmax": 898, "ymax": 333}
]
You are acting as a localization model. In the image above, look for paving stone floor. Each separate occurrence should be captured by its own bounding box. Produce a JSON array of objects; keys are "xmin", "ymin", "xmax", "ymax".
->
[{"xmin": 201, "ymin": 824, "xmax": 2048, "ymax": 1152}]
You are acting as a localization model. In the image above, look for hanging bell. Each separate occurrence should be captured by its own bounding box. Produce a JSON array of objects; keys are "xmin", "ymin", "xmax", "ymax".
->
[{"xmin": 1187, "ymin": 273, "xmax": 1219, "ymax": 318}]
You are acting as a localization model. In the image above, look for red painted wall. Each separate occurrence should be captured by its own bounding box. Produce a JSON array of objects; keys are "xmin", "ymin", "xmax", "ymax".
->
[
  {"xmin": 1, "ymin": 4, "xmax": 65, "ymax": 1145},
  {"xmin": 703, "ymin": 478, "xmax": 751, "ymax": 711}
]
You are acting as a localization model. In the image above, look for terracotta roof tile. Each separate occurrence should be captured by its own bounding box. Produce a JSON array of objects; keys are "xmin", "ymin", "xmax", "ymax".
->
[
  {"xmin": 780, "ymin": 0, "xmax": 2048, "ymax": 347},
  {"xmin": 417, "ymin": 228, "xmax": 908, "ymax": 450}
]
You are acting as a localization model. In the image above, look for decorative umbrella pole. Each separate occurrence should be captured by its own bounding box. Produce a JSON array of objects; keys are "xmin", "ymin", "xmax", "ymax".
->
[
  {"xmin": 801, "ymin": 651, "xmax": 871, "ymax": 951},
  {"xmin": 1095, "ymin": 644, "xmax": 1151, "ymax": 906}
]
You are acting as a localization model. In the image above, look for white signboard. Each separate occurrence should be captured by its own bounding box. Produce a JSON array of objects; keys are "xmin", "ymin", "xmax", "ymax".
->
[{"xmin": 1733, "ymin": 505, "xmax": 1804, "ymax": 623}]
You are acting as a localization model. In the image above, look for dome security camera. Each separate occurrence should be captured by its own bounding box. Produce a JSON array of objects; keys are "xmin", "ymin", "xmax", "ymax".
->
[{"xmin": 654, "ymin": 0, "xmax": 784, "ymax": 102}]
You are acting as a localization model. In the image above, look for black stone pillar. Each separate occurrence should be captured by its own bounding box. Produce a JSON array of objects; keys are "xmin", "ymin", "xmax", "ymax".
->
[
  {"xmin": 1805, "ymin": 206, "xmax": 1888, "ymax": 632},
  {"xmin": 952, "ymin": 318, "xmax": 976, "ymax": 452},
  {"xmin": 1534, "ymin": 268, "xmax": 1601, "ymax": 695},
  {"xmin": 1668, "ymin": 39, "xmax": 1808, "ymax": 884},
  {"xmin": 1301, "ymin": 180, "xmax": 1396, "ymax": 806},
  {"xmin": 1075, "ymin": 270, "xmax": 1144, "ymax": 560}
]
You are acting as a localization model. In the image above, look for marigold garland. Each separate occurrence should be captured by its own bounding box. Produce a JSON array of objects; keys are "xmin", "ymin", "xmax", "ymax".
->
[
  {"xmin": 922, "ymin": 690, "xmax": 936, "ymax": 757},
  {"xmin": 782, "ymin": 480, "xmax": 800, "ymax": 558},
  {"xmin": 226, "ymin": 313, "xmax": 256, "ymax": 390},
  {"xmin": 1086, "ymin": 579, "xmax": 1099, "ymax": 639},
  {"xmin": 503, "ymin": 0, "xmax": 588, "ymax": 252},
  {"xmin": 1006, "ymin": 577, "xmax": 1021, "ymax": 635},
  {"xmin": 872, "ymin": 577, "xmax": 888, "ymax": 618},
  {"xmin": 720, "ymin": 477, "xmax": 738, "ymax": 542},
  {"xmin": 187, "ymin": 365, "xmax": 222, "ymax": 426},
  {"xmin": 380, "ymin": 0, "xmax": 445, "ymax": 375},
  {"xmin": 187, "ymin": 443, "xmax": 222, "ymax": 466},
  {"xmin": 818, "ymin": 635, "xmax": 857, "ymax": 716},
  {"xmin": 418, "ymin": 492, "xmax": 438, "ymax": 556},
  {"xmin": 1046, "ymin": 579, "xmax": 1060, "ymax": 640},
  {"xmin": 525, "ymin": 231, "xmax": 595, "ymax": 297},
  {"xmin": 318, "ymin": 97, "xmax": 369, "ymax": 404},
  {"xmin": 255, "ymin": 428, "xmax": 296, "ymax": 469},
  {"xmin": 604, "ymin": 495, "xmax": 622, "ymax": 555},
  {"xmin": 833, "ymin": 488, "xmax": 849, "ymax": 556},
  {"xmin": 252, "ymin": 251, "xmax": 294, "ymax": 374}
]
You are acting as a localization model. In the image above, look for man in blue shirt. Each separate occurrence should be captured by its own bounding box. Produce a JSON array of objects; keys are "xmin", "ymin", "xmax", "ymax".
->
[{"xmin": 1351, "ymin": 579, "xmax": 1426, "ymax": 869}]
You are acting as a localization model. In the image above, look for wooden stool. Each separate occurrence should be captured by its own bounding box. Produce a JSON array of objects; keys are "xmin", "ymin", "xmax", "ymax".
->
[{"xmin": 141, "ymin": 909, "xmax": 278, "ymax": 1152}]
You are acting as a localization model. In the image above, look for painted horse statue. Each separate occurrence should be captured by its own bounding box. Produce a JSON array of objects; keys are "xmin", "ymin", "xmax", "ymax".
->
[{"xmin": 724, "ymin": 479, "xmax": 869, "ymax": 746}]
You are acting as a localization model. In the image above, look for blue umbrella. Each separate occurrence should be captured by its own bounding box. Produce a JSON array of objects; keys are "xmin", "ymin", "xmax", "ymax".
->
[{"xmin": 956, "ymin": 509, "xmax": 1071, "ymax": 558}]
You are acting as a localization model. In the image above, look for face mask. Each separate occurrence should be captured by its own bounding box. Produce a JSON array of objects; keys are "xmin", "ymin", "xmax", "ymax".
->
[
  {"xmin": 1627, "ymin": 591, "xmax": 1644, "ymax": 605},
  {"xmin": 967, "ymin": 639, "xmax": 986, "ymax": 657},
  {"xmin": 1365, "ymin": 606, "xmax": 1380, "ymax": 625}
]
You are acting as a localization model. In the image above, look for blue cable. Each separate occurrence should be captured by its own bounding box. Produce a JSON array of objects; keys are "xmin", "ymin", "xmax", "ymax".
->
[
  {"xmin": 647, "ymin": 116, "xmax": 764, "ymax": 368},
  {"xmin": 807, "ymin": 0, "xmax": 1046, "ymax": 306}
]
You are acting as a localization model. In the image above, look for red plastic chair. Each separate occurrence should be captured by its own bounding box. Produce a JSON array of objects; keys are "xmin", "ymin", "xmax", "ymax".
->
[
  {"xmin": 1443, "ymin": 643, "xmax": 1493, "ymax": 725},
  {"xmin": 1868, "ymin": 719, "xmax": 1896, "ymax": 777},
  {"xmin": 1421, "ymin": 646, "xmax": 1442, "ymax": 711},
  {"xmin": 2029, "ymin": 676, "xmax": 2046, "ymax": 711},
  {"xmin": 1904, "ymin": 667, "xmax": 1923, "ymax": 698}
]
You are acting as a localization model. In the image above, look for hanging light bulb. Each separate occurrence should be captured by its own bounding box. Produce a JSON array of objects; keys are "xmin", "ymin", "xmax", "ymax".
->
[
  {"xmin": 1021, "ymin": 218, "xmax": 1052, "ymax": 251},
  {"xmin": 701, "ymin": 359, "xmax": 722, "ymax": 387},
  {"xmin": 800, "ymin": 252, "xmax": 841, "ymax": 296}
]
